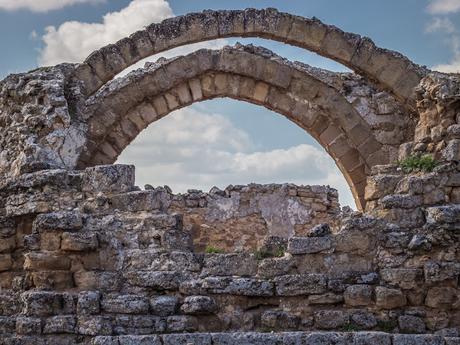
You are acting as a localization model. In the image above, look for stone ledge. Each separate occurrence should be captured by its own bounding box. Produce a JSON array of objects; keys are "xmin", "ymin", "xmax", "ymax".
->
[{"xmin": 89, "ymin": 332, "xmax": 456, "ymax": 345}]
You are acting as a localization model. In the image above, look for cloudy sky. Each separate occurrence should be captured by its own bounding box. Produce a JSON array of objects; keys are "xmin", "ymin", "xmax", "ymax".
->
[{"xmin": 0, "ymin": 0, "xmax": 458, "ymax": 207}]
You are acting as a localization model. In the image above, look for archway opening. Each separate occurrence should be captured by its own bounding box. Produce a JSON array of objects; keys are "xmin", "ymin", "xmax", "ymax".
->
[
  {"xmin": 115, "ymin": 99, "xmax": 355, "ymax": 253},
  {"xmin": 116, "ymin": 98, "xmax": 355, "ymax": 208}
]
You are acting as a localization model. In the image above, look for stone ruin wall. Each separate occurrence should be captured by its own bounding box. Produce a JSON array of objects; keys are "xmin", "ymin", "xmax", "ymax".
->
[
  {"xmin": 153, "ymin": 183, "xmax": 340, "ymax": 252},
  {"xmin": 2, "ymin": 7, "xmax": 460, "ymax": 345}
]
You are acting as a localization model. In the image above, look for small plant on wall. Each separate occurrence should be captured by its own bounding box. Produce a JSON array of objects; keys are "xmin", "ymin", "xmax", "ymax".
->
[{"xmin": 398, "ymin": 154, "xmax": 438, "ymax": 173}]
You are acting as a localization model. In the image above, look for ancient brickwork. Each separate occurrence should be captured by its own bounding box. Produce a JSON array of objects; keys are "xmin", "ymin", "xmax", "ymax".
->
[
  {"xmin": 152, "ymin": 183, "xmax": 340, "ymax": 252},
  {"xmin": 2, "ymin": 7, "xmax": 460, "ymax": 345},
  {"xmin": 0, "ymin": 165, "xmax": 459, "ymax": 345}
]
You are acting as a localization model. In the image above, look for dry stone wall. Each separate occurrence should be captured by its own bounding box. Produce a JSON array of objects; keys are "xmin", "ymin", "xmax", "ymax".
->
[
  {"xmin": 1, "ymin": 7, "xmax": 460, "ymax": 345},
  {"xmin": 0, "ymin": 165, "xmax": 460, "ymax": 345}
]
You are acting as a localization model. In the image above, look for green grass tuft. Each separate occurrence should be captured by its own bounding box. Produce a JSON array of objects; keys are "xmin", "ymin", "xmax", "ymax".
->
[
  {"xmin": 254, "ymin": 248, "xmax": 285, "ymax": 260},
  {"xmin": 205, "ymin": 246, "xmax": 224, "ymax": 254},
  {"xmin": 398, "ymin": 154, "xmax": 437, "ymax": 173}
]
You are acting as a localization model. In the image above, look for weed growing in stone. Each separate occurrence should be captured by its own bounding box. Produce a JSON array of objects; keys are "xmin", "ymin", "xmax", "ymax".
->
[
  {"xmin": 205, "ymin": 246, "xmax": 224, "ymax": 254},
  {"xmin": 398, "ymin": 154, "xmax": 437, "ymax": 173}
]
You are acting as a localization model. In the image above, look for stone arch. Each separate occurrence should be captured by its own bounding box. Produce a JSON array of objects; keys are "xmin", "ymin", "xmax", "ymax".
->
[
  {"xmin": 75, "ymin": 8, "xmax": 427, "ymax": 107},
  {"xmin": 78, "ymin": 46, "xmax": 389, "ymax": 210}
]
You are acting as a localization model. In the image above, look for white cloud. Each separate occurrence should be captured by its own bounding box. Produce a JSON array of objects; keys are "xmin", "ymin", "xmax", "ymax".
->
[
  {"xmin": 425, "ymin": 17, "xmax": 456, "ymax": 33},
  {"xmin": 427, "ymin": 0, "xmax": 460, "ymax": 14},
  {"xmin": 116, "ymin": 107, "xmax": 355, "ymax": 208},
  {"xmin": 39, "ymin": 0, "xmax": 174, "ymax": 66},
  {"xmin": 0, "ymin": 0, "xmax": 104, "ymax": 12}
]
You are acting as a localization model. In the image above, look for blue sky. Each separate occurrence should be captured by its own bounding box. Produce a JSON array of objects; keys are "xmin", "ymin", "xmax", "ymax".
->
[{"xmin": 0, "ymin": 0, "xmax": 458, "ymax": 207}]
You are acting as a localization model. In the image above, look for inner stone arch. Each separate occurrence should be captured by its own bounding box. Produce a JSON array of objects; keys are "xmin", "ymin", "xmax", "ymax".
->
[{"xmin": 79, "ymin": 45, "xmax": 389, "ymax": 210}]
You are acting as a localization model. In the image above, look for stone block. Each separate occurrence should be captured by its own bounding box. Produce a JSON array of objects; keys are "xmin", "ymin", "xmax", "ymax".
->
[
  {"xmin": 393, "ymin": 334, "xmax": 444, "ymax": 345},
  {"xmin": 274, "ymin": 274, "xmax": 327, "ymax": 296},
  {"xmin": 31, "ymin": 271, "xmax": 74, "ymax": 290},
  {"xmin": 314, "ymin": 310, "xmax": 349, "ymax": 330},
  {"xmin": 375, "ymin": 287, "xmax": 406, "ymax": 309},
  {"xmin": 344, "ymin": 285, "xmax": 373, "ymax": 306},
  {"xmin": 257, "ymin": 255, "xmax": 295, "ymax": 278},
  {"xmin": 380, "ymin": 269, "xmax": 423, "ymax": 289},
  {"xmin": 287, "ymin": 236, "xmax": 332, "ymax": 254},
  {"xmin": 166, "ymin": 315, "xmax": 197, "ymax": 333},
  {"xmin": 353, "ymin": 332, "xmax": 391, "ymax": 345},
  {"xmin": 24, "ymin": 252, "xmax": 70, "ymax": 272},
  {"xmin": 0, "ymin": 254, "xmax": 12, "ymax": 272},
  {"xmin": 83, "ymin": 165, "xmax": 135, "ymax": 193},
  {"xmin": 43, "ymin": 315, "xmax": 76, "ymax": 334},
  {"xmin": 398, "ymin": 315, "xmax": 426, "ymax": 334},
  {"xmin": 150, "ymin": 296, "xmax": 178, "ymax": 316},
  {"xmin": 180, "ymin": 296, "xmax": 217, "ymax": 315},
  {"xmin": 33, "ymin": 211, "xmax": 83, "ymax": 232},
  {"xmin": 78, "ymin": 291, "xmax": 101, "ymax": 315},
  {"xmin": 201, "ymin": 253, "xmax": 257, "ymax": 276},
  {"xmin": 15, "ymin": 317, "xmax": 42, "ymax": 335},
  {"xmin": 124, "ymin": 271, "xmax": 183, "ymax": 290},
  {"xmin": 162, "ymin": 334, "xmax": 211, "ymax": 345},
  {"xmin": 260, "ymin": 310, "xmax": 300, "ymax": 330},
  {"xmin": 78, "ymin": 315, "xmax": 113, "ymax": 336},
  {"xmin": 425, "ymin": 287, "xmax": 458, "ymax": 309},
  {"xmin": 61, "ymin": 232, "xmax": 98, "ymax": 251},
  {"xmin": 22, "ymin": 291, "xmax": 64, "ymax": 316},
  {"xmin": 109, "ymin": 190, "xmax": 161, "ymax": 212},
  {"xmin": 101, "ymin": 295, "xmax": 150, "ymax": 314}
]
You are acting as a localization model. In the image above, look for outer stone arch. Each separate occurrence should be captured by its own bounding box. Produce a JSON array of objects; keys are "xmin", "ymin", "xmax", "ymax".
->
[
  {"xmin": 75, "ymin": 8, "xmax": 427, "ymax": 107},
  {"xmin": 78, "ymin": 46, "xmax": 388, "ymax": 210}
]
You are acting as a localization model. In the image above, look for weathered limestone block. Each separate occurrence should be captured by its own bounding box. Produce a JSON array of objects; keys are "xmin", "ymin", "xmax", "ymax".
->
[
  {"xmin": 33, "ymin": 211, "xmax": 83, "ymax": 232},
  {"xmin": 78, "ymin": 315, "xmax": 113, "ymax": 336},
  {"xmin": 314, "ymin": 310, "xmax": 349, "ymax": 329},
  {"xmin": 274, "ymin": 274, "xmax": 327, "ymax": 296},
  {"xmin": 112, "ymin": 314, "xmax": 166, "ymax": 335},
  {"xmin": 166, "ymin": 315, "xmax": 197, "ymax": 333},
  {"xmin": 0, "ymin": 316, "xmax": 15, "ymax": 335},
  {"xmin": 426, "ymin": 205, "xmax": 460, "ymax": 226},
  {"xmin": 150, "ymin": 296, "xmax": 178, "ymax": 316},
  {"xmin": 101, "ymin": 295, "xmax": 150, "ymax": 314},
  {"xmin": 393, "ymin": 334, "xmax": 444, "ymax": 345},
  {"xmin": 180, "ymin": 276, "xmax": 273, "ymax": 296},
  {"xmin": 109, "ymin": 191, "xmax": 162, "ymax": 212},
  {"xmin": 15, "ymin": 317, "xmax": 42, "ymax": 335},
  {"xmin": 375, "ymin": 287, "xmax": 406, "ymax": 309},
  {"xmin": 61, "ymin": 232, "xmax": 98, "ymax": 251},
  {"xmin": 124, "ymin": 271, "xmax": 184, "ymax": 290},
  {"xmin": 180, "ymin": 296, "xmax": 217, "ymax": 315},
  {"xmin": 307, "ymin": 292, "xmax": 344, "ymax": 305},
  {"xmin": 353, "ymin": 332, "xmax": 391, "ymax": 345},
  {"xmin": 24, "ymin": 252, "xmax": 71, "ymax": 271},
  {"xmin": 424, "ymin": 261, "xmax": 460, "ymax": 284},
  {"xmin": 425, "ymin": 287, "xmax": 459, "ymax": 309},
  {"xmin": 201, "ymin": 253, "xmax": 257, "ymax": 277},
  {"xmin": 163, "ymin": 333, "xmax": 211, "ymax": 345},
  {"xmin": 43, "ymin": 315, "xmax": 76, "ymax": 334},
  {"xmin": 74, "ymin": 271, "xmax": 122, "ymax": 291},
  {"xmin": 32, "ymin": 271, "xmax": 74, "ymax": 290},
  {"xmin": 21, "ymin": 291, "xmax": 64, "ymax": 317},
  {"xmin": 398, "ymin": 315, "xmax": 426, "ymax": 334},
  {"xmin": 380, "ymin": 269, "xmax": 423, "ymax": 289},
  {"xmin": 350, "ymin": 312, "xmax": 378, "ymax": 330},
  {"xmin": 287, "ymin": 236, "xmax": 332, "ymax": 254},
  {"xmin": 77, "ymin": 291, "xmax": 101, "ymax": 315},
  {"xmin": 260, "ymin": 310, "xmax": 300, "ymax": 330},
  {"xmin": 0, "ymin": 254, "xmax": 13, "ymax": 272},
  {"xmin": 257, "ymin": 255, "xmax": 295, "ymax": 278},
  {"xmin": 344, "ymin": 285, "xmax": 373, "ymax": 306},
  {"xmin": 82, "ymin": 165, "xmax": 135, "ymax": 193}
]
